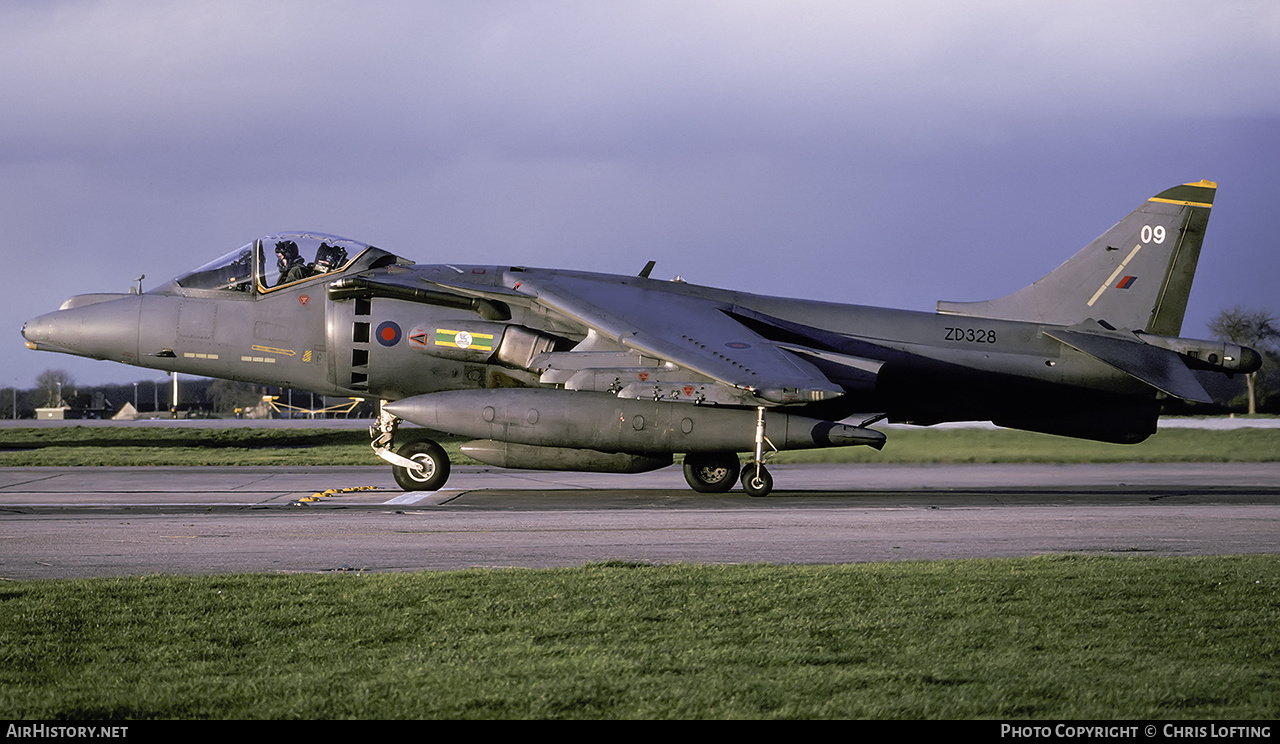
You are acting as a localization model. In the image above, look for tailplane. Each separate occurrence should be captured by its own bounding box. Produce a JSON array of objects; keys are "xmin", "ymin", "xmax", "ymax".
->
[{"xmin": 938, "ymin": 181, "xmax": 1216, "ymax": 335}]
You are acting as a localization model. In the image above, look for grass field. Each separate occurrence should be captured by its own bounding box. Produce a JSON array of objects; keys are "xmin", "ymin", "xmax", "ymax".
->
[
  {"xmin": 0, "ymin": 423, "xmax": 1277, "ymax": 467},
  {"xmin": 2, "ymin": 556, "xmax": 1277, "ymax": 720}
]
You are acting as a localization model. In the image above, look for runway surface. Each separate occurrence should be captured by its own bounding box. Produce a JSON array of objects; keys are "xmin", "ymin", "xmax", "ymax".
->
[{"xmin": 1, "ymin": 462, "xmax": 1277, "ymax": 579}]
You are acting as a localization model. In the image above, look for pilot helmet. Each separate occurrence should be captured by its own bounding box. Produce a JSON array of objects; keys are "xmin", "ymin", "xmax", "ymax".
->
[
  {"xmin": 275, "ymin": 240, "xmax": 301, "ymax": 263},
  {"xmin": 314, "ymin": 243, "xmax": 348, "ymax": 273}
]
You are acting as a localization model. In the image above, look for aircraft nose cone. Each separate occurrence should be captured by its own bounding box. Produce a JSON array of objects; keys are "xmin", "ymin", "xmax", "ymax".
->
[
  {"xmin": 23, "ymin": 295, "xmax": 142, "ymax": 363},
  {"xmin": 22, "ymin": 311, "xmax": 71, "ymax": 351}
]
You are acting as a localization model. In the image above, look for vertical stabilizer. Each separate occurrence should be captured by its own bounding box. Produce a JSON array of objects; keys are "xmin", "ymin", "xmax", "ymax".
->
[{"xmin": 938, "ymin": 181, "xmax": 1216, "ymax": 334}]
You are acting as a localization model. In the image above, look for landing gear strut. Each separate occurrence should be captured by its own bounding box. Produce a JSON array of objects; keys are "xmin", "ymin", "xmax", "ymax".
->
[
  {"xmin": 741, "ymin": 406, "xmax": 776, "ymax": 497},
  {"xmin": 371, "ymin": 401, "xmax": 451, "ymax": 492}
]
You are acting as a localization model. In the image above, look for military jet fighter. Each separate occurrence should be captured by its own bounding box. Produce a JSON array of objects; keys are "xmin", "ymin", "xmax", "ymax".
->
[{"xmin": 22, "ymin": 180, "xmax": 1260, "ymax": 496}]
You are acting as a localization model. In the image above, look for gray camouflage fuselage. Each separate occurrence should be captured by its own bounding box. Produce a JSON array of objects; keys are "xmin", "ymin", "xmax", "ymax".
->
[{"xmin": 22, "ymin": 183, "xmax": 1261, "ymax": 493}]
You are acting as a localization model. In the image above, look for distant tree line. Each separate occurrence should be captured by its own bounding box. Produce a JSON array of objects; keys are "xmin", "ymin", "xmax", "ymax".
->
[{"xmin": 0, "ymin": 371, "xmax": 377, "ymax": 420}]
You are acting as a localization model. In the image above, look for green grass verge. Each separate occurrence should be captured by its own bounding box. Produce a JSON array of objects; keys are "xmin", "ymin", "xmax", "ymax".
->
[
  {"xmin": 0, "ymin": 425, "xmax": 1276, "ymax": 466},
  {"xmin": 2, "ymin": 556, "xmax": 1276, "ymax": 719}
]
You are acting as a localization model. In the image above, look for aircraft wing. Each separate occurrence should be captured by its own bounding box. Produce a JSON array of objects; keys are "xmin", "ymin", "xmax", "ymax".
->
[{"xmin": 485, "ymin": 273, "xmax": 846, "ymax": 405}]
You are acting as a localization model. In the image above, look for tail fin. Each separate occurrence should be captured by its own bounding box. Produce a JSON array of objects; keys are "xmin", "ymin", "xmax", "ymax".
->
[{"xmin": 938, "ymin": 181, "xmax": 1216, "ymax": 335}]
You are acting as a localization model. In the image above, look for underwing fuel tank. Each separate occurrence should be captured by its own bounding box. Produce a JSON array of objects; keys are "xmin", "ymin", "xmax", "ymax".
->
[
  {"xmin": 383, "ymin": 388, "xmax": 886, "ymax": 455},
  {"xmin": 460, "ymin": 440, "xmax": 673, "ymax": 473}
]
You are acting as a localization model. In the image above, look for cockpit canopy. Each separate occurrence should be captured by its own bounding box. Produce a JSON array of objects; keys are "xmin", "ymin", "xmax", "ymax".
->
[{"xmin": 173, "ymin": 232, "xmax": 403, "ymax": 294}]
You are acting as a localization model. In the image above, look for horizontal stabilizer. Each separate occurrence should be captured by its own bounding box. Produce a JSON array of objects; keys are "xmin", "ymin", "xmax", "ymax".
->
[{"xmin": 1044, "ymin": 327, "xmax": 1213, "ymax": 403}]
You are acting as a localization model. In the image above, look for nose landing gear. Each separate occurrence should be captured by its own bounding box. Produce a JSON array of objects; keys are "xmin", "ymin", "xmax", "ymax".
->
[{"xmin": 371, "ymin": 401, "xmax": 451, "ymax": 492}]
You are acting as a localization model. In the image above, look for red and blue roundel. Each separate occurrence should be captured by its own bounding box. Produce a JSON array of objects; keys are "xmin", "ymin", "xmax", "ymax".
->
[{"xmin": 375, "ymin": 320, "xmax": 402, "ymax": 347}]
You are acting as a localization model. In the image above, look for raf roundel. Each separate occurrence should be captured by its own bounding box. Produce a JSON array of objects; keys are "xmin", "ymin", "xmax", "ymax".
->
[{"xmin": 375, "ymin": 320, "xmax": 402, "ymax": 347}]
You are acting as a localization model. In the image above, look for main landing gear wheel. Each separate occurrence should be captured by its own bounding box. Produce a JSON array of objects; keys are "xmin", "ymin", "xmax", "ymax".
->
[
  {"xmin": 740, "ymin": 463, "xmax": 773, "ymax": 498},
  {"xmin": 682, "ymin": 452, "xmax": 740, "ymax": 493},
  {"xmin": 392, "ymin": 440, "xmax": 451, "ymax": 492}
]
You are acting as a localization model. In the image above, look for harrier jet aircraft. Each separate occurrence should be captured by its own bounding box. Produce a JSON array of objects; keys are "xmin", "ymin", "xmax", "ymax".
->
[{"xmin": 22, "ymin": 181, "xmax": 1259, "ymax": 496}]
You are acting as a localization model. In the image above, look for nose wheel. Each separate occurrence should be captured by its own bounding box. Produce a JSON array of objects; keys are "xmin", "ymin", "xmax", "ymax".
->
[{"xmin": 391, "ymin": 439, "xmax": 450, "ymax": 492}]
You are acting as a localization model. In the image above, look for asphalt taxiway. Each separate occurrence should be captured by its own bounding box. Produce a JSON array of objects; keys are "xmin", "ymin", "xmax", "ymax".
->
[{"xmin": 1, "ymin": 462, "xmax": 1277, "ymax": 579}]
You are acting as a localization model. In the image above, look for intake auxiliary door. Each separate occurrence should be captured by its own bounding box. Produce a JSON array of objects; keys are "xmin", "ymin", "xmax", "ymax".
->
[{"xmin": 326, "ymin": 293, "xmax": 373, "ymax": 394}]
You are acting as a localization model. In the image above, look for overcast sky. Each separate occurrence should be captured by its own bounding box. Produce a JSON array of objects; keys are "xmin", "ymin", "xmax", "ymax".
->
[{"xmin": 6, "ymin": 0, "xmax": 1279, "ymax": 391}]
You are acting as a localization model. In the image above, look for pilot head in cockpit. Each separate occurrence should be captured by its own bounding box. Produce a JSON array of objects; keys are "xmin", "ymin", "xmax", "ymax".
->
[{"xmin": 275, "ymin": 240, "xmax": 312, "ymax": 286}]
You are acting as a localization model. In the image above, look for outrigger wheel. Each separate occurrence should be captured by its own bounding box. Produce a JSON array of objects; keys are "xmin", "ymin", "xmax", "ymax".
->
[
  {"xmin": 391, "ymin": 439, "xmax": 451, "ymax": 492},
  {"xmin": 740, "ymin": 462, "xmax": 773, "ymax": 497}
]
